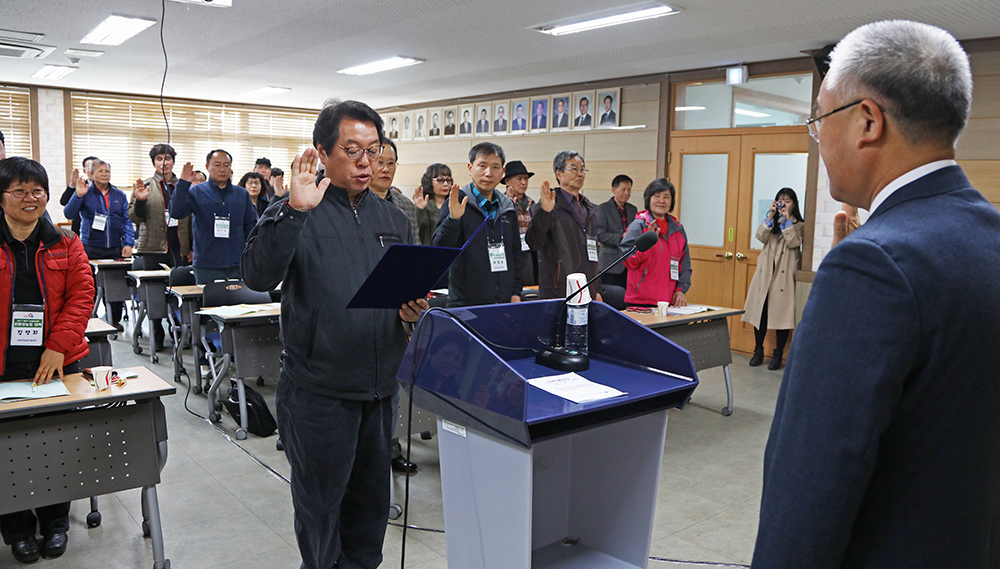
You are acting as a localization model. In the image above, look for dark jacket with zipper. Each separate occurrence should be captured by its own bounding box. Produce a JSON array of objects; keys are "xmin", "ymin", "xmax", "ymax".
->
[
  {"xmin": 431, "ymin": 183, "xmax": 523, "ymax": 307},
  {"xmin": 241, "ymin": 188, "xmax": 412, "ymax": 400},
  {"xmin": 525, "ymin": 188, "xmax": 601, "ymax": 300}
]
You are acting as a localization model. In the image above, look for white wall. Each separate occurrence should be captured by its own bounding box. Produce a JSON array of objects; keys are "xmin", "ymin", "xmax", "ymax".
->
[{"xmin": 36, "ymin": 88, "xmax": 68, "ymax": 222}]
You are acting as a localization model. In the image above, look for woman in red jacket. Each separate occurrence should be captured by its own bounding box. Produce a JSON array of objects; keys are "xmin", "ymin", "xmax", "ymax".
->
[
  {"xmin": 0, "ymin": 157, "xmax": 94, "ymax": 564},
  {"xmin": 620, "ymin": 178, "xmax": 692, "ymax": 307}
]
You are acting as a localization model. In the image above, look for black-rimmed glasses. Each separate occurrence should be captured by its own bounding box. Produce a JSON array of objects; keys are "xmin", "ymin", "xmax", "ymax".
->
[{"xmin": 338, "ymin": 144, "xmax": 383, "ymax": 160}]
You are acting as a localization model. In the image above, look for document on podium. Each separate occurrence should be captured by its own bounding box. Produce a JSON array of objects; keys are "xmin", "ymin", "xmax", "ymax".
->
[
  {"xmin": 347, "ymin": 219, "xmax": 486, "ymax": 309},
  {"xmin": 0, "ymin": 378, "xmax": 70, "ymax": 403},
  {"xmin": 527, "ymin": 372, "xmax": 627, "ymax": 404}
]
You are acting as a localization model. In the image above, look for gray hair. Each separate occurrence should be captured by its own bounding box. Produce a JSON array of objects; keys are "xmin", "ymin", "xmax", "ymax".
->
[
  {"xmin": 553, "ymin": 150, "xmax": 582, "ymax": 174},
  {"xmin": 88, "ymin": 159, "xmax": 109, "ymax": 174},
  {"xmin": 824, "ymin": 20, "xmax": 972, "ymax": 147}
]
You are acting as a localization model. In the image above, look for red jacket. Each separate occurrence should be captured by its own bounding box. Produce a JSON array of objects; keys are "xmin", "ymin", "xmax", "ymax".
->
[
  {"xmin": 622, "ymin": 212, "xmax": 691, "ymax": 306},
  {"xmin": 0, "ymin": 219, "xmax": 94, "ymax": 375}
]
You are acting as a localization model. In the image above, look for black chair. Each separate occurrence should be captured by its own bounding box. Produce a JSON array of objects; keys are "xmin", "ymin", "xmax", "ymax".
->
[
  {"xmin": 167, "ymin": 266, "xmax": 196, "ymax": 385},
  {"xmin": 601, "ymin": 285, "xmax": 627, "ymax": 310}
]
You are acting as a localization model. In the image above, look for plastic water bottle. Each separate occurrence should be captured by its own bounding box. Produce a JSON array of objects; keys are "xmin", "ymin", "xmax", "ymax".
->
[{"xmin": 564, "ymin": 273, "xmax": 591, "ymax": 355}]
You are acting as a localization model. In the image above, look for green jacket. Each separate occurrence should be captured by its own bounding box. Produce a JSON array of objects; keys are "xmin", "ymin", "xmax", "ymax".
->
[{"xmin": 128, "ymin": 173, "xmax": 192, "ymax": 256}]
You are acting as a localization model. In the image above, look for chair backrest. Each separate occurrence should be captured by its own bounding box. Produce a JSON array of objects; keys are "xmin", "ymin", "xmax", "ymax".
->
[
  {"xmin": 601, "ymin": 285, "xmax": 627, "ymax": 311},
  {"xmin": 202, "ymin": 280, "xmax": 272, "ymax": 307},
  {"xmin": 131, "ymin": 256, "xmax": 159, "ymax": 271},
  {"xmin": 169, "ymin": 266, "xmax": 196, "ymax": 287}
]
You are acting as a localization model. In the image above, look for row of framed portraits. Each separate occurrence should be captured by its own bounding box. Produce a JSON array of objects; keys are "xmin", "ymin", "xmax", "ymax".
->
[{"xmin": 382, "ymin": 88, "xmax": 621, "ymax": 142}]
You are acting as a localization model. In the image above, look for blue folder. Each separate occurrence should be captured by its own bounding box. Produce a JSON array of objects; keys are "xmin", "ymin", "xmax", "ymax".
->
[{"xmin": 346, "ymin": 219, "xmax": 486, "ymax": 309}]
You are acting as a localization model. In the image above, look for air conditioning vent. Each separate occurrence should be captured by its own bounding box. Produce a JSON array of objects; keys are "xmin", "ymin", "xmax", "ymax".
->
[{"xmin": 0, "ymin": 41, "xmax": 55, "ymax": 59}]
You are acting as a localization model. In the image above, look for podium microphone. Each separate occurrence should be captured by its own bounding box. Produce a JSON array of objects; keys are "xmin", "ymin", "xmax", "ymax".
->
[{"xmin": 535, "ymin": 230, "xmax": 658, "ymax": 372}]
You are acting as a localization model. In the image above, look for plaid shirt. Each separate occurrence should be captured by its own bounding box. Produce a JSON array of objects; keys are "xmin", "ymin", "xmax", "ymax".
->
[
  {"xmin": 469, "ymin": 184, "xmax": 500, "ymax": 220},
  {"xmin": 506, "ymin": 190, "xmax": 534, "ymax": 234}
]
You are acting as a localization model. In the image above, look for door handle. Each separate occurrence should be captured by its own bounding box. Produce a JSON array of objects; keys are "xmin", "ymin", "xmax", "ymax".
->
[
  {"xmin": 736, "ymin": 252, "xmax": 747, "ymax": 261},
  {"xmin": 716, "ymin": 252, "xmax": 733, "ymax": 260}
]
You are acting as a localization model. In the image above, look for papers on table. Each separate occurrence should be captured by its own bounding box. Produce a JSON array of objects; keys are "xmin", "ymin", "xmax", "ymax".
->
[
  {"xmin": 0, "ymin": 378, "xmax": 70, "ymax": 403},
  {"xmin": 667, "ymin": 304, "xmax": 710, "ymax": 316},
  {"xmin": 527, "ymin": 373, "xmax": 627, "ymax": 404},
  {"xmin": 199, "ymin": 303, "xmax": 280, "ymax": 318}
]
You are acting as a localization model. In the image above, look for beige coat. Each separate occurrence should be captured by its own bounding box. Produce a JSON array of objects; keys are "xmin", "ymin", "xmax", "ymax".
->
[{"xmin": 742, "ymin": 220, "xmax": 803, "ymax": 330}]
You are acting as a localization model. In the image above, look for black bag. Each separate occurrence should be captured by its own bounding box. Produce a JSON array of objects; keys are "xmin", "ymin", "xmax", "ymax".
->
[{"xmin": 223, "ymin": 383, "xmax": 277, "ymax": 437}]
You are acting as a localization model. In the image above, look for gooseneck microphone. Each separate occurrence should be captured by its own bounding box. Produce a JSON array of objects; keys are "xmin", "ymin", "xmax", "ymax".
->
[{"xmin": 535, "ymin": 230, "xmax": 658, "ymax": 371}]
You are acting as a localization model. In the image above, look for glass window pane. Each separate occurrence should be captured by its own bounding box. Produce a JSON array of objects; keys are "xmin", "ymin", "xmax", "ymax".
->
[
  {"xmin": 675, "ymin": 74, "xmax": 812, "ymax": 131},
  {"xmin": 679, "ymin": 154, "xmax": 729, "ymax": 247},
  {"xmin": 750, "ymin": 153, "xmax": 808, "ymax": 250}
]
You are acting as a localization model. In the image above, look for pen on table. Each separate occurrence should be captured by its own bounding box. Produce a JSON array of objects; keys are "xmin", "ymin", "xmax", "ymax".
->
[{"xmin": 31, "ymin": 381, "xmax": 37, "ymax": 393}]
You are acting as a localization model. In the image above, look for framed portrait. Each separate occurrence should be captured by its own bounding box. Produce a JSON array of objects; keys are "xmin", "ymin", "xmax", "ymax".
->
[
  {"xmin": 572, "ymin": 91, "xmax": 595, "ymax": 130},
  {"xmin": 492, "ymin": 101, "xmax": 510, "ymax": 135},
  {"xmin": 458, "ymin": 105, "xmax": 474, "ymax": 136},
  {"xmin": 597, "ymin": 88, "xmax": 621, "ymax": 128},
  {"xmin": 443, "ymin": 106, "xmax": 458, "ymax": 137},
  {"xmin": 510, "ymin": 99, "xmax": 529, "ymax": 133},
  {"xmin": 551, "ymin": 94, "xmax": 571, "ymax": 130},
  {"xmin": 400, "ymin": 112, "xmax": 413, "ymax": 141},
  {"xmin": 414, "ymin": 109, "xmax": 428, "ymax": 140},
  {"xmin": 529, "ymin": 97, "xmax": 549, "ymax": 132},
  {"xmin": 428, "ymin": 109, "xmax": 443, "ymax": 138},
  {"xmin": 474, "ymin": 103, "xmax": 492, "ymax": 136},
  {"xmin": 385, "ymin": 113, "xmax": 400, "ymax": 141}
]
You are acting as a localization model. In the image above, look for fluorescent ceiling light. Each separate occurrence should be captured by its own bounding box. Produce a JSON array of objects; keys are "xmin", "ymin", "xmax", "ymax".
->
[
  {"xmin": 64, "ymin": 48, "xmax": 104, "ymax": 58},
  {"xmin": 734, "ymin": 108, "xmax": 771, "ymax": 118},
  {"xmin": 337, "ymin": 56, "xmax": 424, "ymax": 76},
  {"xmin": 675, "ymin": 106, "xmax": 706, "ymax": 111},
  {"xmin": 536, "ymin": 4, "xmax": 679, "ymax": 36},
  {"xmin": 32, "ymin": 65, "xmax": 78, "ymax": 80},
  {"xmin": 166, "ymin": 0, "xmax": 232, "ymax": 7},
  {"xmin": 80, "ymin": 15, "xmax": 156, "ymax": 46},
  {"xmin": 239, "ymin": 86, "xmax": 291, "ymax": 99}
]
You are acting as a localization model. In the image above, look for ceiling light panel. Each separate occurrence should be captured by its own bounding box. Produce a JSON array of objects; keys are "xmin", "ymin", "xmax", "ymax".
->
[
  {"xmin": 32, "ymin": 65, "xmax": 78, "ymax": 80},
  {"xmin": 337, "ymin": 57, "xmax": 424, "ymax": 76},
  {"xmin": 80, "ymin": 15, "xmax": 156, "ymax": 46},
  {"xmin": 535, "ymin": 4, "xmax": 679, "ymax": 36}
]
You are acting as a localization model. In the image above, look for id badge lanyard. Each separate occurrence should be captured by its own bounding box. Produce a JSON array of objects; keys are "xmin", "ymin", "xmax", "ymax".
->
[
  {"xmin": 487, "ymin": 210, "xmax": 508, "ymax": 273},
  {"xmin": 92, "ymin": 189, "xmax": 111, "ymax": 238},
  {"xmin": 568, "ymin": 197, "xmax": 598, "ymax": 263},
  {"xmin": 5, "ymin": 248, "xmax": 46, "ymax": 347},
  {"xmin": 214, "ymin": 185, "xmax": 233, "ymax": 239}
]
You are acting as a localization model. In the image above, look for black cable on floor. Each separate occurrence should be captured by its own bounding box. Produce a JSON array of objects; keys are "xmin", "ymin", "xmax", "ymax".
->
[{"xmin": 648, "ymin": 558, "xmax": 750, "ymax": 568}]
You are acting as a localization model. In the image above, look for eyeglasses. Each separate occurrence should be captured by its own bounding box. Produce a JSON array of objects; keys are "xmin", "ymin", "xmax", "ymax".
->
[
  {"xmin": 338, "ymin": 144, "xmax": 383, "ymax": 161},
  {"xmin": 4, "ymin": 189, "xmax": 47, "ymax": 199},
  {"xmin": 376, "ymin": 160, "xmax": 397, "ymax": 169},
  {"xmin": 563, "ymin": 167, "xmax": 589, "ymax": 175},
  {"xmin": 805, "ymin": 99, "xmax": 863, "ymax": 142},
  {"xmin": 433, "ymin": 177, "xmax": 454, "ymax": 184}
]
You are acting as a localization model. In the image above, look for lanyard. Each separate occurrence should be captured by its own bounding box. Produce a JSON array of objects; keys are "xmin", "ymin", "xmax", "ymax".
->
[{"xmin": 5, "ymin": 244, "xmax": 48, "ymax": 309}]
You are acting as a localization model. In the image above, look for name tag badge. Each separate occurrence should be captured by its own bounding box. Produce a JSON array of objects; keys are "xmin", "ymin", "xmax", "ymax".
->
[
  {"xmin": 92, "ymin": 214, "xmax": 108, "ymax": 232},
  {"xmin": 488, "ymin": 243, "xmax": 508, "ymax": 272},
  {"xmin": 214, "ymin": 215, "xmax": 230, "ymax": 239},
  {"xmin": 10, "ymin": 304, "xmax": 44, "ymax": 347},
  {"xmin": 587, "ymin": 237, "xmax": 598, "ymax": 262},
  {"xmin": 165, "ymin": 211, "xmax": 179, "ymax": 227},
  {"xmin": 671, "ymin": 259, "xmax": 680, "ymax": 281},
  {"xmin": 520, "ymin": 233, "xmax": 530, "ymax": 252}
]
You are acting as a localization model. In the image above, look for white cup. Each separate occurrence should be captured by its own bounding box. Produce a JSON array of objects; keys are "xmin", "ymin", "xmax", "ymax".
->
[
  {"xmin": 657, "ymin": 301, "xmax": 670, "ymax": 316},
  {"xmin": 92, "ymin": 366, "xmax": 113, "ymax": 391}
]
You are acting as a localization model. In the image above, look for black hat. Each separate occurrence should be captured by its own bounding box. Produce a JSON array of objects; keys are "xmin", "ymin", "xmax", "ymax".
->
[
  {"xmin": 255, "ymin": 157, "xmax": 271, "ymax": 167},
  {"xmin": 501, "ymin": 160, "xmax": 534, "ymax": 185}
]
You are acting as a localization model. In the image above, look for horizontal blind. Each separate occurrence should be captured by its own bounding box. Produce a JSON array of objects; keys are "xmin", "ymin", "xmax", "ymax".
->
[
  {"xmin": 0, "ymin": 85, "xmax": 32, "ymax": 159},
  {"xmin": 70, "ymin": 92, "xmax": 317, "ymax": 190}
]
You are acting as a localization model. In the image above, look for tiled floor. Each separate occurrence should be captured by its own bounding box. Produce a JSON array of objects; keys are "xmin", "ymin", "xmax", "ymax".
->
[{"xmin": 0, "ymin": 325, "xmax": 784, "ymax": 569}]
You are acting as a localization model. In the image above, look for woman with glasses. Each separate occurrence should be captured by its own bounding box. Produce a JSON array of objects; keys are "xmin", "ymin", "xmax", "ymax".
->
[
  {"xmin": 239, "ymin": 172, "xmax": 269, "ymax": 218},
  {"xmin": 412, "ymin": 164, "xmax": 452, "ymax": 246},
  {"xmin": 0, "ymin": 157, "xmax": 94, "ymax": 564},
  {"xmin": 742, "ymin": 187, "xmax": 805, "ymax": 370}
]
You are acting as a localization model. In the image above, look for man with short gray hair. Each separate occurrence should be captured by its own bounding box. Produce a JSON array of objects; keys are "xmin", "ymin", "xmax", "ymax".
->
[{"xmin": 752, "ymin": 20, "xmax": 1000, "ymax": 569}]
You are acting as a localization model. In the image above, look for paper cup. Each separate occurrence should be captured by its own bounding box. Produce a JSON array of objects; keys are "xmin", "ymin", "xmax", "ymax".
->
[
  {"xmin": 566, "ymin": 273, "xmax": 592, "ymax": 305},
  {"xmin": 657, "ymin": 301, "xmax": 670, "ymax": 316},
  {"xmin": 92, "ymin": 366, "xmax": 113, "ymax": 391}
]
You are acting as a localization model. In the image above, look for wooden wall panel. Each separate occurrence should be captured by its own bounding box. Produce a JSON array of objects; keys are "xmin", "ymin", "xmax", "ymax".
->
[
  {"xmin": 970, "ymin": 51, "xmax": 1000, "ymax": 75},
  {"xmin": 395, "ymin": 139, "xmax": 471, "ymax": 165},
  {"xmin": 971, "ymin": 74, "xmax": 1000, "ymax": 118},
  {"xmin": 621, "ymin": 84, "xmax": 660, "ymax": 103},
  {"xmin": 583, "ymin": 131, "xmax": 659, "ymax": 162},
  {"xmin": 959, "ymin": 160, "xmax": 1000, "ymax": 203},
  {"xmin": 619, "ymin": 101, "xmax": 659, "ymax": 127},
  {"xmin": 955, "ymin": 118, "xmax": 1000, "ymax": 160},
  {"xmin": 491, "ymin": 133, "xmax": 586, "ymax": 159}
]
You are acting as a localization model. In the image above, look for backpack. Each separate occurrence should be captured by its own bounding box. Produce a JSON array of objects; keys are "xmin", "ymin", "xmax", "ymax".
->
[{"xmin": 223, "ymin": 383, "xmax": 277, "ymax": 437}]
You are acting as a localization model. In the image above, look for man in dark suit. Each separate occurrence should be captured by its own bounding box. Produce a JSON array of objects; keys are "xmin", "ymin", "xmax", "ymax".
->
[
  {"xmin": 493, "ymin": 106, "xmax": 507, "ymax": 132},
  {"xmin": 552, "ymin": 99, "xmax": 569, "ymax": 128},
  {"xmin": 593, "ymin": 174, "xmax": 636, "ymax": 288},
  {"xmin": 429, "ymin": 113, "xmax": 441, "ymax": 136},
  {"xmin": 512, "ymin": 104, "xmax": 526, "ymax": 131},
  {"xmin": 574, "ymin": 97, "xmax": 591, "ymax": 127},
  {"xmin": 444, "ymin": 111, "xmax": 456, "ymax": 135},
  {"xmin": 599, "ymin": 95, "xmax": 616, "ymax": 125},
  {"xmin": 460, "ymin": 110, "xmax": 472, "ymax": 134},
  {"xmin": 752, "ymin": 20, "xmax": 1000, "ymax": 569},
  {"xmin": 476, "ymin": 109, "xmax": 489, "ymax": 133},
  {"xmin": 533, "ymin": 102, "xmax": 547, "ymax": 130}
]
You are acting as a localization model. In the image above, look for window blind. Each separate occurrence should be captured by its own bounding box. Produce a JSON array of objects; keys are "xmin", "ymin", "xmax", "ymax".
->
[
  {"xmin": 0, "ymin": 85, "xmax": 32, "ymax": 159},
  {"xmin": 70, "ymin": 92, "xmax": 317, "ymax": 189}
]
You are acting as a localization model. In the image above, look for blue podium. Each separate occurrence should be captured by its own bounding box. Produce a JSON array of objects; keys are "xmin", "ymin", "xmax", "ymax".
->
[{"xmin": 398, "ymin": 300, "xmax": 699, "ymax": 569}]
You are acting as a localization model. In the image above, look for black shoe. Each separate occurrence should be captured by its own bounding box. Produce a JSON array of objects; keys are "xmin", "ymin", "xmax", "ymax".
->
[
  {"xmin": 767, "ymin": 349, "xmax": 783, "ymax": 371},
  {"xmin": 11, "ymin": 536, "xmax": 40, "ymax": 564},
  {"xmin": 748, "ymin": 349, "xmax": 764, "ymax": 367},
  {"xmin": 41, "ymin": 532, "xmax": 67, "ymax": 559},
  {"xmin": 391, "ymin": 456, "xmax": 418, "ymax": 474},
  {"xmin": 154, "ymin": 342, "xmax": 166, "ymax": 352}
]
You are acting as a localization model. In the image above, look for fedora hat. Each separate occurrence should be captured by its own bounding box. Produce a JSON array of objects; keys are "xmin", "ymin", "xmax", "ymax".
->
[{"xmin": 501, "ymin": 160, "xmax": 534, "ymax": 185}]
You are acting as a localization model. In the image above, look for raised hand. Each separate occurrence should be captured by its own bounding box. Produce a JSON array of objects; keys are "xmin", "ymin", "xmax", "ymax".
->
[
  {"xmin": 539, "ymin": 180, "xmax": 555, "ymax": 212},
  {"xmin": 768, "ymin": 200, "xmax": 778, "ymax": 219},
  {"xmin": 69, "ymin": 168, "xmax": 80, "ymax": 189},
  {"xmin": 133, "ymin": 178, "xmax": 149, "ymax": 200},
  {"xmin": 179, "ymin": 162, "xmax": 195, "ymax": 183},
  {"xmin": 75, "ymin": 172, "xmax": 88, "ymax": 197},
  {"xmin": 412, "ymin": 188, "xmax": 428, "ymax": 209},
  {"xmin": 448, "ymin": 183, "xmax": 468, "ymax": 219},
  {"xmin": 832, "ymin": 204, "xmax": 861, "ymax": 247},
  {"xmin": 288, "ymin": 148, "xmax": 330, "ymax": 212}
]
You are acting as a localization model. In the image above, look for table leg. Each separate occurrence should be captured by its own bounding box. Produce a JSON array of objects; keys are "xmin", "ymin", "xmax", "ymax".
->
[
  {"xmin": 721, "ymin": 365, "xmax": 734, "ymax": 417},
  {"xmin": 142, "ymin": 485, "xmax": 170, "ymax": 569},
  {"xmin": 92, "ymin": 287, "xmax": 104, "ymax": 318}
]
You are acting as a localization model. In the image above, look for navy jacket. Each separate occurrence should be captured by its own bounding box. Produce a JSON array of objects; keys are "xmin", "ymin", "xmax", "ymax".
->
[
  {"xmin": 169, "ymin": 178, "xmax": 257, "ymax": 269},
  {"xmin": 753, "ymin": 165, "xmax": 1000, "ymax": 568},
  {"xmin": 431, "ymin": 183, "xmax": 523, "ymax": 307},
  {"xmin": 63, "ymin": 183, "xmax": 134, "ymax": 250}
]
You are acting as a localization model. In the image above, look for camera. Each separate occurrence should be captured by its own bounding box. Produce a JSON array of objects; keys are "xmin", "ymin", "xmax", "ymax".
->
[{"xmin": 776, "ymin": 203, "xmax": 785, "ymax": 210}]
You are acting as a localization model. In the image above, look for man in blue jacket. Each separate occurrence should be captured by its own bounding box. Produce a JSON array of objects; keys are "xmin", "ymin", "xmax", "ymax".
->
[
  {"xmin": 752, "ymin": 20, "xmax": 1000, "ymax": 569},
  {"xmin": 63, "ymin": 158, "xmax": 134, "ymax": 330},
  {"xmin": 169, "ymin": 149, "xmax": 257, "ymax": 284},
  {"xmin": 432, "ymin": 142, "xmax": 523, "ymax": 307}
]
